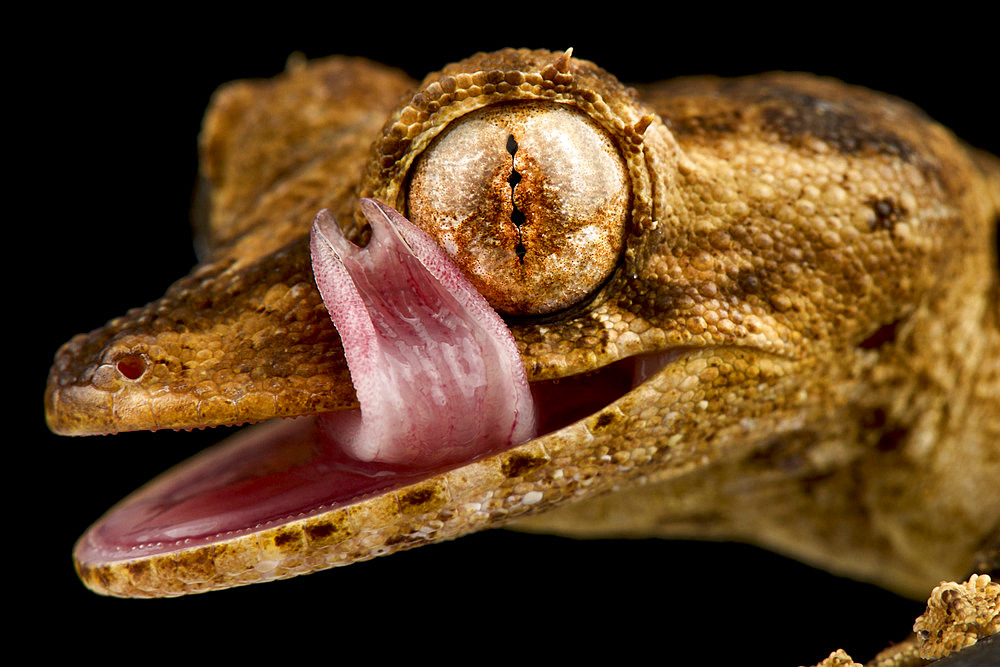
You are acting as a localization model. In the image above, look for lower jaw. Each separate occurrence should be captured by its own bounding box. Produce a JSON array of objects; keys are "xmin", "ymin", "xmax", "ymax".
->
[{"xmin": 74, "ymin": 350, "xmax": 683, "ymax": 566}]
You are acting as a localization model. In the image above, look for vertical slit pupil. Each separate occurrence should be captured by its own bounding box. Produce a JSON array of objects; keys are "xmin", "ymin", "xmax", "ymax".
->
[
  {"xmin": 507, "ymin": 134, "xmax": 527, "ymax": 262},
  {"xmin": 507, "ymin": 135, "xmax": 522, "ymax": 188}
]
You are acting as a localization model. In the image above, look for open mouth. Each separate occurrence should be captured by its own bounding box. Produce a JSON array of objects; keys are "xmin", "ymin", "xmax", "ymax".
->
[
  {"xmin": 72, "ymin": 201, "xmax": 681, "ymax": 567},
  {"xmin": 72, "ymin": 355, "xmax": 672, "ymax": 564}
]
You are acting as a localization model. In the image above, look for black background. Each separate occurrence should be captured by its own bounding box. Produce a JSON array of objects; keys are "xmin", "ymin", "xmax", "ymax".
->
[{"xmin": 25, "ymin": 11, "xmax": 996, "ymax": 664}]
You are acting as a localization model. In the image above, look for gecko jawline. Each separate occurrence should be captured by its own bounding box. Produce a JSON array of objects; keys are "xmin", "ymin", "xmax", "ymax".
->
[{"xmin": 73, "ymin": 350, "xmax": 679, "ymax": 566}]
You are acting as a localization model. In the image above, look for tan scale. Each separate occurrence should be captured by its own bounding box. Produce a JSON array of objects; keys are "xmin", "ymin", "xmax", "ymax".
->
[{"xmin": 46, "ymin": 49, "xmax": 999, "ymax": 664}]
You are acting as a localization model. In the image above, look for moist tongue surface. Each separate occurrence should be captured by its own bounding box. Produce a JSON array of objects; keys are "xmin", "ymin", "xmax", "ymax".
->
[
  {"xmin": 75, "ymin": 200, "xmax": 537, "ymax": 563},
  {"xmin": 310, "ymin": 199, "xmax": 537, "ymax": 465}
]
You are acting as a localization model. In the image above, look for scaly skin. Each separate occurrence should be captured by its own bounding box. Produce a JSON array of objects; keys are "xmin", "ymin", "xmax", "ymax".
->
[{"xmin": 46, "ymin": 50, "xmax": 999, "ymax": 663}]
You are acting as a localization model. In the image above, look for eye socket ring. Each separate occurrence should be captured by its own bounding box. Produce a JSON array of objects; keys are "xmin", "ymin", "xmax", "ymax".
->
[{"xmin": 405, "ymin": 100, "xmax": 631, "ymax": 317}]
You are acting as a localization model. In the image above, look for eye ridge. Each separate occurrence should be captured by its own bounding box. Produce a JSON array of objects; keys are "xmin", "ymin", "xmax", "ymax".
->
[{"xmin": 506, "ymin": 134, "xmax": 527, "ymax": 262}]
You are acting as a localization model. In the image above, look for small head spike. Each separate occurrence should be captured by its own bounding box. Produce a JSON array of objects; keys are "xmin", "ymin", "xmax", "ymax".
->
[
  {"xmin": 554, "ymin": 48, "xmax": 573, "ymax": 73},
  {"xmin": 634, "ymin": 115, "xmax": 654, "ymax": 137}
]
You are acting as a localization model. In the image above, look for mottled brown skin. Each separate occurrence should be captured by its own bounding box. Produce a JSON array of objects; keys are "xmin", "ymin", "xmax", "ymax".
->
[{"xmin": 46, "ymin": 50, "xmax": 999, "ymax": 663}]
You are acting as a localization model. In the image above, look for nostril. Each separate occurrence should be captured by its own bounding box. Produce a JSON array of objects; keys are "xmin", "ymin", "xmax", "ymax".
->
[{"xmin": 116, "ymin": 354, "xmax": 147, "ymax": 380}]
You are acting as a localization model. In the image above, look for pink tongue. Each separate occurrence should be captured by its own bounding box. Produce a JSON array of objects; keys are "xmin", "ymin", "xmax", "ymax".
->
[{"xmin": 309, "ymin": 199, "xmax": 536, "ymax": 466}]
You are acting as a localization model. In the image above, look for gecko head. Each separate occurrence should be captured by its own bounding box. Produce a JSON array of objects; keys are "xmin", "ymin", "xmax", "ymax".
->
[
  {"xmin": 46, "ymin": 49, "xmax": 674, "ymax": 438},
  {"xmin": 48, "ymin": 49, "xmax": 965, "ymax": 597}
]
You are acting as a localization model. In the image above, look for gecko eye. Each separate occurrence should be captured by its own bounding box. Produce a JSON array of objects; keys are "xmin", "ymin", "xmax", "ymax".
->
[{"xmin": 406, "ymin": 101, "xmax": 630, "ymax": 316}]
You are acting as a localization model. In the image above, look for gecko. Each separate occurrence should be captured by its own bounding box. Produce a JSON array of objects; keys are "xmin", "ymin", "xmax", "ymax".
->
[{"xmin": 46, "ymin": 49, "xmax": 999, "ymax": 665}]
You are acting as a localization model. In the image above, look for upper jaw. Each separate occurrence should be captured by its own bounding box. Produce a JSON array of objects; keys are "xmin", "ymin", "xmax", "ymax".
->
[
  {"xmin": 44, "ymin": 237, "xmax": 352, "ymax": 437},
  {"xmin": 43, "ymin": 238, "xmax": 680, "ymax": 438}
]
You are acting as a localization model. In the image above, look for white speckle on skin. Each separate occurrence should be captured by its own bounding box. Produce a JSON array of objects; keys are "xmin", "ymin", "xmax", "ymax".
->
[{"xmin": 522, "ymin": 491, "xmax": 543, "ymax": 505}]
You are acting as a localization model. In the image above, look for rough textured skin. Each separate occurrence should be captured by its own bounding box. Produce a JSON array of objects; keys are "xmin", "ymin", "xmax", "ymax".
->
[
  {"xmin": 46, "ymin": 50, "xmax": 999, "ymax": 663},
  {"xmin": 913, "ymin": 575, "xmax": 999, "ymax": 660},
  {"xmin": 813, "ymin": 649, "xmax": 864, "ymax": 667},
  {"xmin": 855, "ymin": 575, "xmax": 1000, "ymax": 667}
]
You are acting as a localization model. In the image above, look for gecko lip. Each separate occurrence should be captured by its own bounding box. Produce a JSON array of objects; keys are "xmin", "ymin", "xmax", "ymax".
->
[{"xmin": 73, "ymin": 350, "xmax": 682, "ymax": 566}]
